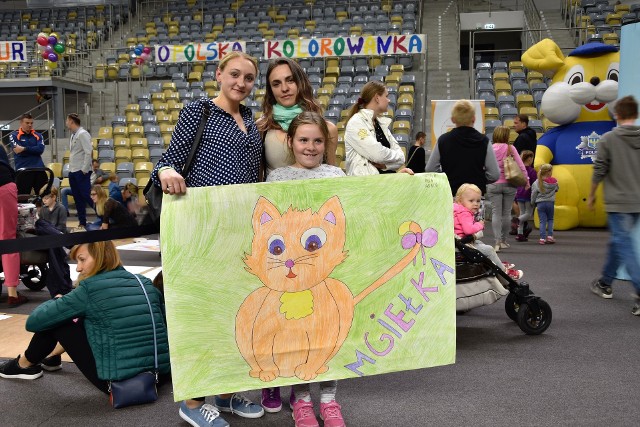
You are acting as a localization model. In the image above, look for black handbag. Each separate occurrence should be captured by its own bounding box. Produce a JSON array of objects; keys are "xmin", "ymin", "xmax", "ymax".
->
[
  {"xmin": 143, "ymin": 103, "xmax": 211, "ymax": 223},
  {"xmin": 108, "ymin": 275, "xmax": 160, "ymax": 409}
]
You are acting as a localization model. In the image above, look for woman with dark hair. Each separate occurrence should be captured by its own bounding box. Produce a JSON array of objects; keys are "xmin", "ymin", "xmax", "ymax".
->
[
  {"xmin": 0, "ymin": 241, "xmax": 170, "ymax": 393},
  {"xmin": 344, "ymin": 81, "xmax": 408, "ymax": 176},
  {"xmin": 257, "ymin": 57, "xmax": 337, "ymax": 176}
]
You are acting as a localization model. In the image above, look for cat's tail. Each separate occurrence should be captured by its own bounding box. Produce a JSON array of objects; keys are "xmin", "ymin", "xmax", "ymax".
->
[{"xmin": 354, "ymin": 221, "xmax": 434, "ymax": 305}]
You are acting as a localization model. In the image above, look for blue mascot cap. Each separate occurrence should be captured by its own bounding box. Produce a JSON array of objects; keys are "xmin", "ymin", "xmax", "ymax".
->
[{"xmin": 569, "ymin": 42, "xmax": 619, "ymax": 57}]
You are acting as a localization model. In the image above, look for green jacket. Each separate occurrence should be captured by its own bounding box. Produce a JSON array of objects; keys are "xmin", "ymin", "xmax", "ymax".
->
[{"xmin": 26, "ymin": 267, "xmax": 170, "ymax": 381}]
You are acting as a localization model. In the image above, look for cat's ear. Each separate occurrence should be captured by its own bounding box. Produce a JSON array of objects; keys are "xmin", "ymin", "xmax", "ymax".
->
[
  {"xmin": 252, "ymin": 196, "xmax": 282, "ymax": 230},
  {"xmin": 318, "ymin": 196, "xmax": 345, "ymax": 227}
]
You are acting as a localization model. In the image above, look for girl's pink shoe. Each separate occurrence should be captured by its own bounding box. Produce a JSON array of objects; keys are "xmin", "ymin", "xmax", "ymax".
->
[
  {"xmin": 546, "ymin": 236, "xmax": 555, "ymax": 244},
  {"xmin": 319, "ymin": 401, "xmax": 346, "ymax": 427},
  {"xmin": 292, "ymin": 400, "xmax": 319, "ymax": 427}
]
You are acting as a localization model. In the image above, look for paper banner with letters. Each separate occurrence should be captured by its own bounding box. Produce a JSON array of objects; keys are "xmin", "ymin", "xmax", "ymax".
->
[
  {"xmin": 0, "ymin": 41, "xmax": 26, "ymax": 62},
  {"xmin": 161, "ymin": 173, "xmax": 456, "ymax": 400},
  {"xmin": 154, "ymin": 41, "xmax": 246, "ymax": 63}
]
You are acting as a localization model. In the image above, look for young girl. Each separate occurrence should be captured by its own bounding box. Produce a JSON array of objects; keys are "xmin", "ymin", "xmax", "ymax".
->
[
  {"xmin": 454, "ymin": 183, "xmax": 523, "ymax": 280},
  {"xmin": 266, "ymin": 111, "xmax": 346, "ymax": 427},
  {"xmin": 514, "ymin": 150, "xmax": 537, "ymax": 242},
  {"xmin": 39, "ymin": 186, "xmax": 68, "ymax": 233},
  {"xmin": 531, "ymin": 164, "xmax": 559, "ymax": 244}
]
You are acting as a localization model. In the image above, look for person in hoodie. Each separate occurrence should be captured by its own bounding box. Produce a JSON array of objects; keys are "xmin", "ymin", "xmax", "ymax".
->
[
  {"xmin": 513, "ymin": 114, "xmax": 538, "ymax": 159},
  {"xmin": 588, "ymin": 95, "xmax": 640, "ymax": 316},
  {"xmin": 531, "ymin": 163, "xmax": 559, "ymax": 245},
  {"xmin": 38, "ymin": 186, "xmax": 67, "ymax": 233},
  {"xmin": 454, "ymin": 183, "xmax": 523, "ymax": 280},
  {"xmin": 425, "ymin": 99, "xmax": 500, "ymax": 196},
  {"xmin": 486, "ymin": 126, "xmax": 528, "ymax": 252}
]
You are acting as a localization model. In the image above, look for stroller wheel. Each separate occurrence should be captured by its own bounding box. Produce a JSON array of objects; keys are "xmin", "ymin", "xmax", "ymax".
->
[
  {"xmin": 20, "ymin": 264, "xmax": 48, "ymax": 291},
  {"xmin": 517, "ymin": 299, "xmax": 552, "ymax": 335},
  {"xmin": 504, "ymin": 293, "xmax": 520, "ymax": 322}
]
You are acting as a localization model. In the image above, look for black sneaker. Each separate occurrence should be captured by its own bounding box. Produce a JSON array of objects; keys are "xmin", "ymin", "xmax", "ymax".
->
[
  {"xmin": 0, "ymin": 356, "xmax": 43, "ymax": 380},
  {"xmin": 591, "ymin": 279, "xmax": 613, "ymax": 299},
  {"xmin": 41, "ymin": 355, "xmax": 62, "ymax": 372}
]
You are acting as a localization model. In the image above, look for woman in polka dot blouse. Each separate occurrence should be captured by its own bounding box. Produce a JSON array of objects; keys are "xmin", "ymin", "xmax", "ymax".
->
[
  {"xmin": 257, "ymin": 57, "xmax": 338, "ymax": 177},
  {"xmin": 150, "ymin": 51, "xmax": 267, "ymax": 426}
]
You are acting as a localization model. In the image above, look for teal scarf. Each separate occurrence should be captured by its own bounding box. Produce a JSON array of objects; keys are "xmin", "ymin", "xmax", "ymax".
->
[{"xmin": 273, "ymin": 104, "xmax": 303, "ymax": 131}]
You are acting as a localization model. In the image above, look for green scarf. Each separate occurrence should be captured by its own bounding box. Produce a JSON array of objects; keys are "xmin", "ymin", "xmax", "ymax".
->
[{"xmin": 273, "ymin": 104, "xmax": 303, "ymax": 131}]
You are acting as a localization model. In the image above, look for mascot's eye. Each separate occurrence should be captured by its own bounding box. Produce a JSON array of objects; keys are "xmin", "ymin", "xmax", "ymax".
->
[
  {"xmin": 607, "ymin": 69, "xmax": 619, "ymax": 82},
  {"xmin": 568, "ymin": 72, "xmax": 583, "ymax": 85},
  {"xmin": 300, "ymin": 227, "xmax": 327, "ymax": 252},
  {"xmin": 267, "ymin": 235, "xmax": 285, "ymax": 255}
]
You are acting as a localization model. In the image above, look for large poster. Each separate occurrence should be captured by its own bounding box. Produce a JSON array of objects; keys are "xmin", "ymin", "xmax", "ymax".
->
[
  {"xmin": 430, "ymin": 100, "xmax": 486, "ymax": 148},
  {"xmin": 0, "ymin": 41, "xmax": 26, "ymax": 62},
  {"xmin": 161, "ymin": 173, "xmax": 456, "ymax": 400}
]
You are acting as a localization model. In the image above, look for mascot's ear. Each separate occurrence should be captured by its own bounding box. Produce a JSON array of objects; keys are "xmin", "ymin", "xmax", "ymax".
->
[{"xmin": 522, "ymin": 38, "xmax": 565, "ymax": 72}]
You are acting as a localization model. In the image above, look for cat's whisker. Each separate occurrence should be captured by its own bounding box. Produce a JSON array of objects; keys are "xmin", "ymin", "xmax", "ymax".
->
[
  {"xmin": 295, "ymin": 261, "xmax": 316, "ymax": 266},
  {"xmin": 267, "ymin": 265, "xmax": 286, "ymax": 271},
  {"xmin": 295, "ymin": 254, "xmax": 319, "ymax": 262}
]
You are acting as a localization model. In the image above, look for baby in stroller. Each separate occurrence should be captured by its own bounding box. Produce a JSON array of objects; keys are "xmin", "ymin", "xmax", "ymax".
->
[{"xmin": 454, "ymin": 184, "xmax": 522, "ymax": 280}]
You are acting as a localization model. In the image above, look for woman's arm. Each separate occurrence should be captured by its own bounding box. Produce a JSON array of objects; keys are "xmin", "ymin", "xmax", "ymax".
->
[
  {"xmin": 25, "ymin": 287, "xmax": 88, "ymax": 332},
  {"xmin": 425, "ymin": 143, "xmax": 441, "ymax": 172},
  {"xmin": 345, "ymin": 117, "xmax": 404, "ymax": 166},
  {"xmin": 484, "ymin": 144, "xmax": 500, "ymax": 183}
]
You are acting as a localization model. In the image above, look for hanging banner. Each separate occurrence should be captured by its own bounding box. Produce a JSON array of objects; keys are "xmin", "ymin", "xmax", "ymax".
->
[
  {"xmin": 0, "ymin": 41, "xmax": 27, "ymax": 62},
  {"xmin": 154, "ymin": 41, "xmax": 247, "ymax": 63},
  {"xmin": 264, "ymin": 34, "xmax": 426, "ymax": 59},
  {"xmin": 161, "ymin": 173, "xmax": 456, "ymax": 400}
]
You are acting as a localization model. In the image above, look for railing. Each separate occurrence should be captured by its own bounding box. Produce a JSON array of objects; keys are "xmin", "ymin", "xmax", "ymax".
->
[
  {"xmin": 522, "ymin": 0, "xmax": 542, "ymax": 48},
  {"xmin": 0, "ymin": 100, "xmax": 55, "ymax": 166},
  {"xmin": 458, "ymin": 0, "xmax": 526, "ymax": 13}
]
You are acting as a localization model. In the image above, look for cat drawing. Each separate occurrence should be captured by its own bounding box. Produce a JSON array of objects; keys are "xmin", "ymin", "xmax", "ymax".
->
[{"xmin": 237, "ymin": 195, "xmax": 427, "ymax": 382}]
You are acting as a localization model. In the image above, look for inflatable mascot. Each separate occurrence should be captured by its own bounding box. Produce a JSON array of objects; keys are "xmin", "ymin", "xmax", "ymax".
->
[{"xmin": 522, "ymin": 39, "xmax": 619, "ymax": 229}]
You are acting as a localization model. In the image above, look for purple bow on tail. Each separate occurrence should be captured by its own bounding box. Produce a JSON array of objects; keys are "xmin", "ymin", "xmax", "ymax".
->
[{"xmin": 401, "ymin": 227, "xmax": 438, "ymax": 266}]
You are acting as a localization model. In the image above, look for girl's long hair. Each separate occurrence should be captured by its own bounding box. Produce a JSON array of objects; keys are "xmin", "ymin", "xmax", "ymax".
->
[
  {"xmin": 345, "ymin": 80, "xmax": 386, "ymax": 123},
  {"xmin": 258, "ymin": 58, "xmax": 323, "ymax": 133},
  {"xmin": 538, "ymin": 163, "xmax": 552, "ymax": 192},
  {"xmin": 92, "ymin": 184, "xmax": 107, "ymax": 216}
]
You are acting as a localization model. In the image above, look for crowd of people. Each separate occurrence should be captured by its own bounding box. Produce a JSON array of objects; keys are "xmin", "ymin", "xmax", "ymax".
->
[{"xmin": 1, "ymin": 51, "xmax": 640, "ymax": 427}]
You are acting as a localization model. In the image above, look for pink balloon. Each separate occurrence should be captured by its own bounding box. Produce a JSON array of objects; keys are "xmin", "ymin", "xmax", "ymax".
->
[
  {"xmin": 140, "ymin": 52, "xmax": 150, "ymax": 61},
  {"xmin": 37, "ymin": 36, "xmax": 48, "ymax": 46},
  {"xmin": 142, "ymin": 47, "xmax": 151, "ymax": 54}
]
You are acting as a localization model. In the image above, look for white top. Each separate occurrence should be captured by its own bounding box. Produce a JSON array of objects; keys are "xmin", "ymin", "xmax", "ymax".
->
[{"xmin": 267, "ymin": 164, "xmax": 345, "ymax": 182}]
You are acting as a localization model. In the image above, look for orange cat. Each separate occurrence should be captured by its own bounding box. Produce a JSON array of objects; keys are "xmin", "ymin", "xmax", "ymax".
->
[{"xmin": 237, "ymin": 195, "xmax": 426, "ymax": 382}]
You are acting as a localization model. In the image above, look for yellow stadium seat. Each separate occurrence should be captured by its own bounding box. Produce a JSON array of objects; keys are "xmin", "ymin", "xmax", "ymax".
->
[
  {"xmin": 130, "ymin": 137, "xmax": 148, "ymax": 149},
  {"xmin": 126, "ymin": 114, "xmax": 142, "ymax": 125},
  {"xmin": 392, "ymin": 120, "xmax": 411, "ymax": 135},
  {"xmin": 98, "ymin": 127, "xmax": 113, "ymax": 139},
  {"xmin": 100, "ymin": 162, "xmax": 116, "ymax": 174},
  {"xmin": 132, "ymin": 148, "xmax": 150, "ymax": 162},
  {"xmin": 125, "ymin": 103, "xmax": 140, "ymax": 114},
  {"xmin": 63, "ymin": 150, "xmax": 70, "ymax": 165},
  {"xmin": 115, "ymin": 148, "xmax": 132, "ymax": 165},
  {"xmin": 135, "ymin": 162, "xmax": 153, "ymax": 181},
  {"xmin": 128, "ymin": 125, "xmax": 144, "ymax": 138},
  {"xmin": 160, "ymin": 124, "xmax": 174, "ymax": 136},
  {"xmin": 516, "ymin": 94, "xmax": 535, "ymax": 109},
  {"xmin": 112, "ymin": 126, "xmax": 128, "ymax": 137},
  {"xmin": 114, "ymin": 137, "xmax": 131, "ymax": 148},
  {"xmin": 157, "ymin": 112, "xmax": 172, "ymax": 124},
  {"xmin": 188, "ymin": 71, "xmax": 202, "ymax": 82},
  {"xmin": 47, "ymin": 162, "xmax": 63, "ymax": 178},
  {"xmin": 520, "ymin": 106, "xmax": 539, "ymax": 120}
]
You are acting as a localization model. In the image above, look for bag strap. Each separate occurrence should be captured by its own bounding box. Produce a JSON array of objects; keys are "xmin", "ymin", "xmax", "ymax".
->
[
  {"xmin": 133, "ymin": 274, "xmax": 158, "ymax": 377},
  {"xmin": 182, "ymin": 102, "xmax": 211, "ymax": 179}
]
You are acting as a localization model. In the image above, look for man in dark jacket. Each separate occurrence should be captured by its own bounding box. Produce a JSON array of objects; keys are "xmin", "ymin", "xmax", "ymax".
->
[
  {"xmin": 513, "ymin": 114, "xmax": 538, "ymax": 157},
  {"xmin": 9, "ymin": 114, "xmax": 47, "ymax": 196},
  {"xmin": 588, "ymin": 95, "xmax": 640, "ymax": 316},
  {"xmin": 425, "ymin": 100, "xmax": 499, "ymax": 195}
]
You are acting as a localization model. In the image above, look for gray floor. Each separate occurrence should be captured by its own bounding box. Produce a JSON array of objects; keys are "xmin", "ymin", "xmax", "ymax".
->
[{"xmin": 1, "ymin": 227, "xmax": 639, "ymax": 426}]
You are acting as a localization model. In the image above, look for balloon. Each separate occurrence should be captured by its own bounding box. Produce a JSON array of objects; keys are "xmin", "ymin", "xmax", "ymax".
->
[
  {"xmin": 50, "ymin": 32, "xmax": 59, "ymax": 40},
  {"xmin": 37, "ymin": 32, "xmax": 47, "ymax": 38},
  {"xmin": 134, "ymin": 48, "xmax": 142, "ymax": 55},
  {"xmin": 37, "ymin": 36, "xmax": 48, "ymax": 46},
  {"xmin": 46, "ymin": 60, "xmax": 58, "ymax": 70},
  {"xmin": 41, "ymin": 50, "xmax": 49, "ymax": 59},
  {"xmin": 135, "ymin": 57, "xmax": 144, "ymax": 65},
  {"xmin": 45, "ymin": 45, "xmax": 54, "ymax": 53},
  {"xmin": 48, "ymin": 52, "xmax": 58, "ymax": 62},
  {"xmin": 137, "ymin": 43, "xmax": 144, "ymax": 50},
  {"xmin": 54, "ymin": 43, "xmax": 65, "ymax": 54},
  {"xmin": 140, "ymin": 52, "xmax": 150, "ymax": 61},
  {"xmin": 48, "ymin": 35, "xmax": 57, "ymax": 45},
  {"xmin": 142, "ymin": 47, "xmax": 151, "ymax": 54}
]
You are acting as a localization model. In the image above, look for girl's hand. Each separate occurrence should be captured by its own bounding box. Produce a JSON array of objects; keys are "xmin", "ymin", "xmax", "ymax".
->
[
  {"xmin": 100, "ymin": 223, "xmax": 109, "ymax": 230},
  {"xmin": 159, "ymin": 168, "xmax": 187, "ymax": 195},
  {"xmin": 478, "ymin": 220, "xmax": 485, "ymax": 226}
]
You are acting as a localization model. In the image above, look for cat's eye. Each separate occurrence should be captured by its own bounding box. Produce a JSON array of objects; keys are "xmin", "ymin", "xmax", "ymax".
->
[
  {"xmin": 268, "ymin": 235, "xmax": 285, "ymax": 255},
  {"xmin": 300, "ymin": 228, "xmax": 327, "ymax": 252}
]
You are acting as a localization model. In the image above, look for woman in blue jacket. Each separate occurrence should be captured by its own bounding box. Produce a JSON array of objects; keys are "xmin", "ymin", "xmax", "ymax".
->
[{"xmin": 0, "ymin": 241, "xmax": 170, "ymax": 392}]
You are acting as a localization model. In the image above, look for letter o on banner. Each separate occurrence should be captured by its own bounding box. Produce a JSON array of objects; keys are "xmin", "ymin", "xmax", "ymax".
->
[
  {"xmin": 334, "ymin": 38, "xmax": 345, "ymax": 56},
  {"xmin": 308, "ymin": 39, "xmax": 319, "ymax": 56},
  {"xmin": 157, "ymin": 46, "xmax": 170, "ymax": 62},
  {"xmin": 184, "ymin": 44, "xmax": 195, "ymax": 61},
  {"xmin": 283, "ymin": 40, "xmax": 294, "ymax": 58}
]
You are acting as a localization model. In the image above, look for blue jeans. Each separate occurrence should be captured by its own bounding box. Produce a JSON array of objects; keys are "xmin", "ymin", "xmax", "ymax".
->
[
  {"xmin": 601, "ymin": 212, "xmax": 640, "ymax": 295},
  {"xmin": 60, "ymin": 187, "xmax": 72, "ymax": 213},
  {"xmin": 68, "ymin": 170, "xmax": 92, "ymax": 226},
  {"xmin": 537, "ymin": 201, "xmax": 554, "ymax": 239}
]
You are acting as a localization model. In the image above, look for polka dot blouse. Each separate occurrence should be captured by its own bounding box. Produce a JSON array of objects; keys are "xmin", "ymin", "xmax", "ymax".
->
[{"xmin": 151, "ymin": 98, "xmax": 262, "ymax": 188}]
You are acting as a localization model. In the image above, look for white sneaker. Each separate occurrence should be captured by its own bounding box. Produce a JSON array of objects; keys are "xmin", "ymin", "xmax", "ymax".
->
[
  {"xmin": 494, "ymin": 244, "xmax": 501, "ymax": 253},
  {"xmin": 70, "ymin": 225, "xmax": 86, "ymax": 233},
  {"xmin": 499, "ymin": 242, "xmax": 510, "ymax": 249}
]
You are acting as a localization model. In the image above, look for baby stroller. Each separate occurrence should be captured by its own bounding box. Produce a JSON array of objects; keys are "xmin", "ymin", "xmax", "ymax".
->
[
  {"xmin": 455, "ymin": 237, "xmax": 552, "ymax": 335},
  {"xmin": 0, "ymin": 167, "xmax": 54, "ymax": 291}
]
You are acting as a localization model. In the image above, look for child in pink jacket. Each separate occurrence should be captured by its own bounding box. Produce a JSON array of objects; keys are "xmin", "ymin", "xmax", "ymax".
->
[{"xmin": 454, "ymin": 183, "xmax": 523, "ymax": 280}]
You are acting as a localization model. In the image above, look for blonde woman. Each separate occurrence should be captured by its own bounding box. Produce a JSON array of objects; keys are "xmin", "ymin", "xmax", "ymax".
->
[
  {"xmin": 485, "ymin": 126, "xmax": 527, "ymax": 252},
  {"xmin": 88, "ymin": 185, "xmax": 136, "ymax": 230}
]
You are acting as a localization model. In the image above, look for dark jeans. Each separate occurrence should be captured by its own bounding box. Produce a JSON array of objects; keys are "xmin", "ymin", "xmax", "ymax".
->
[
  {"xmin": 601, "ymin": 212, "xmax": 640, "ymax": 295},
  {"xmin": 16, "ymin": 170, "xmax": 49, "ymax": 197},
  {"xmin": 537, "ymin": 201, "xmax": 555, "ymax": 239},
  {"xmin": 24, "ymin": 319, "xmax": 109, "ymax": 394},
  {"xmin": 68, "ymin": 170, "xmax": 92, "ymax": 226}
]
